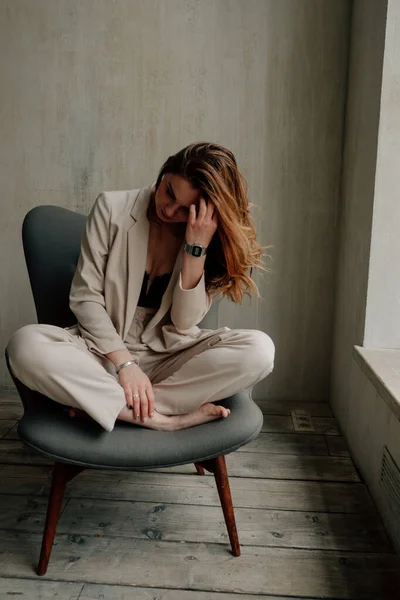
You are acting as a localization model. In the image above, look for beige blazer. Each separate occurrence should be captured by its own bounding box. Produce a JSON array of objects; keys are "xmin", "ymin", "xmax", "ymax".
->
[{"xmin": 69, "ymin": 183, "xmax": 228, "ymax": 359}]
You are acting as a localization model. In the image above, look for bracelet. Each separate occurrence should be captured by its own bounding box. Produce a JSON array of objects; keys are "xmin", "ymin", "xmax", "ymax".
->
[{"xmin": 115, "ymin": 359, "xmax": 139, "ymax": 375}]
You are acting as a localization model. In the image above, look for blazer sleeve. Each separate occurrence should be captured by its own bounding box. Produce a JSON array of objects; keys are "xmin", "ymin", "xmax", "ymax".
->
[
  {"xmin": 170, "ymin": 271, "xmax": 212, "ymax": 331},
  {"xmin": 69, "ymin": 193, "xmax": 130, "ymax": 356}
]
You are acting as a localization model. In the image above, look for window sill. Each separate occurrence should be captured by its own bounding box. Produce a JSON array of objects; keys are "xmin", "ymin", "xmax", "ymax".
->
[{"xmin": 353, "ymin": 345, "xmax": 400, "ymax": 422}]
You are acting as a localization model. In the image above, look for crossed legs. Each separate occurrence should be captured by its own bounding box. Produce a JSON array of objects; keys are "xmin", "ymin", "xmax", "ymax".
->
[{"xmin": 7, "ymin": 325, "xmax": 275, "ymax": 432}]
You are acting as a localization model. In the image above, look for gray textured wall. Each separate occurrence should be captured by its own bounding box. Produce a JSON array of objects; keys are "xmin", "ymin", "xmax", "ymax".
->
[
  {"xmin": 0, "ymin": 0, "xmax": 351, "ymax": 400},
  {"xmin": 331, "ymin": 0, "xmax": 388, "ymax": 420},
  {"xmin": 330, "ymin": 0, "xmax": 400, "ymax": 552}
]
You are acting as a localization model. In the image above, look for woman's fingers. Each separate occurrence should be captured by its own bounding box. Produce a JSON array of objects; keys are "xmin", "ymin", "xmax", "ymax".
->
[
  {"xmin": 206, "ymin": 198, "xmax": 214, "ymax": 216},
  {"xmin": 132, "ymin": 388, "xmax": 141, "ymax": 420},
  {"xmin": 189, "ymin": 203, "xmax": 196, "ymax": 226},
  {"xmin": 140, "ymin": 387, "xmax": 149, "ymax": 421},
  {"xmin": 198, "ymin": 196, "xmax": 207, "ymax": 219},
  {"xmin": 200, "ymin": 196, "xmax": 216, "ymax": 220},
  {"xmin": 119, "ymin": 371, "xmax": 154, "ymax": 423},
  {"xmin": 147, "ymin": 384, "xmax": 155, "ymax": 418},
  {"xmin": 139, "ymin": 383, "xmax": 156, "ymax": 421}
]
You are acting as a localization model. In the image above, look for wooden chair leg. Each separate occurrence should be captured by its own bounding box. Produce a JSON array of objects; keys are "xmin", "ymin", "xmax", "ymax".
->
[
  {"xmin": 38, "ymin": 462, "xmax": 85, "ymax": 576},
  {"xmin": 197, "ymin": 455, "xmax": 241, "ymax": 557},
  {"xmin": 194, "ymin": 462, "xmax": 205, "ymax": 475}
]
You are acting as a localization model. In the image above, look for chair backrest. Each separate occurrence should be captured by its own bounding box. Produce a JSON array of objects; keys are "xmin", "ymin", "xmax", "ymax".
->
[
  {"xmin": 22, "ymin": 204, "xmax": 219, "ymax": 329},
  {"xmin": 23, "ymin": 206, "xmax": 86, "ymax": 327}
]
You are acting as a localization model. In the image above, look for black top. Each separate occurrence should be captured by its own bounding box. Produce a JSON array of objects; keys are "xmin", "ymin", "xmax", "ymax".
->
[{"xmin": 137, "ymin": 271, "xmax": 172, "ymax": 309}]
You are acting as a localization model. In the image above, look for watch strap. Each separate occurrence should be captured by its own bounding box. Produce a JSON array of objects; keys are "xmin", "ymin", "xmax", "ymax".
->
[{"xmin": 184, "ymin": 242, "xmax": 207, "ymax": 257}]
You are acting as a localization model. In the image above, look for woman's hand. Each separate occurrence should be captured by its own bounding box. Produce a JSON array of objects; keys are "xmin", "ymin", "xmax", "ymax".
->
[
  {"xmin": 118, "ymin": 363, "xmax": 155, "ymax": 422},
  {"xmin": 185, "ymin": 197, "xmax": 218, "ymax": 247}
]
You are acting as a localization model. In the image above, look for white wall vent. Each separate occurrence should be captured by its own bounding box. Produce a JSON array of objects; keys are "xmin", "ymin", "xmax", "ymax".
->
[{"xmin": 380, "ymin": 446, "xmax": 400, "ymax": 521}]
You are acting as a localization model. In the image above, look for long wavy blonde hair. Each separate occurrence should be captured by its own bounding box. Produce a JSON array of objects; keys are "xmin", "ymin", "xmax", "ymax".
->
[{"xmin": 153, "ymin": 142, "xmax": 268, "ymax": 303}]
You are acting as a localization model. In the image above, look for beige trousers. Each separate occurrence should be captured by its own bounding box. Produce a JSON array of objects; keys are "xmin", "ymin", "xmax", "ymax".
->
[{"xmin": 7, "ymin": 308, "xmax": 275, "ymax": 432}]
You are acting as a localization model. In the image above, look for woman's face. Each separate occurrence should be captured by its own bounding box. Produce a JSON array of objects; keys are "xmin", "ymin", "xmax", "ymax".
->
[{"xmin": 154, "ymin": 174, "xmax": 201, "ymax": 224}]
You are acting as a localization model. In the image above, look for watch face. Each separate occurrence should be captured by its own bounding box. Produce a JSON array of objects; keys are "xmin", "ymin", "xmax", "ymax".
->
[{"xmin": 192, "ymin": 245, "xmax": 203, "ymax": 257}]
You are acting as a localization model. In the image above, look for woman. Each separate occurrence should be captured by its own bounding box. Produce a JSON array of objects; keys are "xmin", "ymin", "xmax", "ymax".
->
[{"xmin": 7, "ymin": 142, "xmax": 275, "ymax": 432}]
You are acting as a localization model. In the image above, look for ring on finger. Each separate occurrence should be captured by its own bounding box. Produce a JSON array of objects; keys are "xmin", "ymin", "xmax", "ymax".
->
[{"xmin": 132, "ymin": 393, "xmax": 140, "ymax": 420}]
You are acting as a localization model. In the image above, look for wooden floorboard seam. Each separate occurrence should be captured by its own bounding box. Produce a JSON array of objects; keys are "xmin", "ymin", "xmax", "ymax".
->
[
  {"xmin": 0, "ymin": 528, "xmax": 393, "ymax": 555},
  {"xmin": 0, "ymin": 494, "xmax": 372, "ymax": 515},
  {"xmin": 0, "ymin": 576, "xmax": 347, "ymax": 600},
  {"xmin": 1, "ymin": 391, "xmax": 399, "ymax": 598}
]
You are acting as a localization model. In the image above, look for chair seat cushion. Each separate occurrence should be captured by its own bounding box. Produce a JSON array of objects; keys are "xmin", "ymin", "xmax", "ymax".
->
[{"xmin": 17, "ymin": 392, "xmax": 263, "ymax": 469}]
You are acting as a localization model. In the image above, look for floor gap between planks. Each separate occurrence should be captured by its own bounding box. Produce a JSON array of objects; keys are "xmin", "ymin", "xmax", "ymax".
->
[{"xmin": 0, "ymin": 391, "xmax": 399, "ymax": 599}]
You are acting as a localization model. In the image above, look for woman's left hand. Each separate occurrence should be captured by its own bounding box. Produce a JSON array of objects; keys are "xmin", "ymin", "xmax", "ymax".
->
[{"xmin": 185, "ymin": 197, "xmax": 218, "ymax": 247}]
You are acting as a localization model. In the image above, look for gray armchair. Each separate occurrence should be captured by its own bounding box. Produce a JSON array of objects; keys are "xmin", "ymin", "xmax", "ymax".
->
[{"xmin": 5, "ymin": 204, "xmax": 263, "ymax": 575}]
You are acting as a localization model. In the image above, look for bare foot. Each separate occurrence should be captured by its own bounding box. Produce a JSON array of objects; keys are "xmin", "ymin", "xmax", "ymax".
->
[
  {"xmin": 176, "ymin": 403, "xmax": 231, "ymax": 429},
  {"xmin": 117, "ymin": 403, "xmax": 230, "ymax": 431}
]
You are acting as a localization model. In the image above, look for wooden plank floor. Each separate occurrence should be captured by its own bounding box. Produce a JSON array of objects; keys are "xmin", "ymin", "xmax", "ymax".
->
[{"xmin": 0, "ymin": 390, "xmax": 399, "ymax": 599}]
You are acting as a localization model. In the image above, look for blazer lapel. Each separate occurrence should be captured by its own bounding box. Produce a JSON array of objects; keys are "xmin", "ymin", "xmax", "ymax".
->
[{"xmin": 123, "ymin": 185, "xmax": 152, "ymax": 339}]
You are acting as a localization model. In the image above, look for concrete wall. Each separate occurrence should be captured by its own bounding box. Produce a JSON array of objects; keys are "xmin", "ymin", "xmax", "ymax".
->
[
  {"xmin": 331, "ymin": 0, "xmax": 400, "ymax": 552},
  {"xmin": 331, "ymin": 0, "xmax": 388, "ymax": 419},
  {"xmin": 0, "ymin": 0, "xmax": 351, "ymax": 401}
]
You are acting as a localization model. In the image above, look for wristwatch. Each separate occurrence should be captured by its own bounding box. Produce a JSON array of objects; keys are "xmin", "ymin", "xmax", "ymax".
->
[{"xmin": 184, "ymin": 242, "xmax": 207, "ymax": 257}]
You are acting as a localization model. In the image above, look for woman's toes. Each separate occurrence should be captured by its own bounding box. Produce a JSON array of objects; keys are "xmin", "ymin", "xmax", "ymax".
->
[
  {"xmin": 197, "ymin": 403, "xmax": 230, "ymax": 421},
  {"xmin": 219, "ymin": 406, "xmax": 230, "ymax": 418}
]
